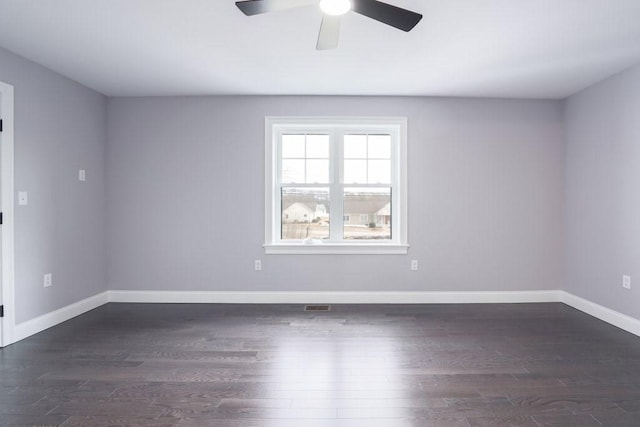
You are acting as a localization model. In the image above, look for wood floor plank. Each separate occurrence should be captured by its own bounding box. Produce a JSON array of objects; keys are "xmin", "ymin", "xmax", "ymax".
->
[{"xmin": 0, "ymin": 302, "xmax": 639, "ymax": 425}]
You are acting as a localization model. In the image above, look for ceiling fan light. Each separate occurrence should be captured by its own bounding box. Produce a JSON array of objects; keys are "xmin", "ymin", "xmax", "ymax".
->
[{"xmin": 319, "ymin": 0, "xmax": 351, "ymax": 16}]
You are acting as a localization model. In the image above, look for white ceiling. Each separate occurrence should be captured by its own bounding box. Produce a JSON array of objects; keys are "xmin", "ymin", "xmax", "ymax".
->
[{"xmin": 1, "ymin": 0, "xmax": 640, "ymax": 99}]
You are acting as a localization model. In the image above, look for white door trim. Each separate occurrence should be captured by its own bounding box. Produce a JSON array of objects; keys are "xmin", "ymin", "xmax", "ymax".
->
[{"xmin": 0, "ymin": 81, "xmax": 16, "ymax": 347}]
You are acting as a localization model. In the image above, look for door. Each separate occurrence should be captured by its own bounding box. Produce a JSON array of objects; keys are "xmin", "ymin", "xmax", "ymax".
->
[
  {"xmin": 0, "ymin": 89, "xmax": 4, "ymax": 346},
  {"xmin": 0, "ymin": 80, "xmax": 15, "ymax": 347},
  {"xmin": 0, "ymin": 90, "xmax": 4, "ymax": 346}
]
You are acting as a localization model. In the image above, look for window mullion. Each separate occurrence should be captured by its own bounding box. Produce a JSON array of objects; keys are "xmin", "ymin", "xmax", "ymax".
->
[
  {"xmin": 329, "ymin": 129, "xmax": 343, "ymax": 242},
  {"xmin": 391, "ymin": 130, "xmax": 400, "ymax": 244},
  {"xmin": 273, "ymin": 130, "xmax": 283, "ymax": 243},
  {"xmin": 329, "ymin": 183, "xmax": 343, "ymax": 242}
]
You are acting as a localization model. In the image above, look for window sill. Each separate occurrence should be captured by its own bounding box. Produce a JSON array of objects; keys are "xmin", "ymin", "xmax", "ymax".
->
[{"xmin": 263, "ymin": 243, "xmax": 409, "ymax": 255}]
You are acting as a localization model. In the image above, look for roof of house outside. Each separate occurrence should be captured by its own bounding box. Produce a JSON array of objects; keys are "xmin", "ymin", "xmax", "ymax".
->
[{"xmin": 283, "ymin": 191, "xmax": 389, "ymax": 216}]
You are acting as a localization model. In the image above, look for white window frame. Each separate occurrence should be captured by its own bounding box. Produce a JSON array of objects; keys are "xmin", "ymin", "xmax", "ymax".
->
[{"xmin": 264, "ymin": 117, "xmax": 408, "ymax": 255}]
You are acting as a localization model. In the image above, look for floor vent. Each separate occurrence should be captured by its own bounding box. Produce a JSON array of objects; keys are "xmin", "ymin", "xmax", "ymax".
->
[{"xmin": 304, "ymin": 305, "xmax": 331, "ymax": 312}]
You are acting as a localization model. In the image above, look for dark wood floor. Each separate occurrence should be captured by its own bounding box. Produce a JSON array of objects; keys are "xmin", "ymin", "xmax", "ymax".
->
[{"xmin": 1, "ymin": 303, "xmax": 640, "ymax": 426}]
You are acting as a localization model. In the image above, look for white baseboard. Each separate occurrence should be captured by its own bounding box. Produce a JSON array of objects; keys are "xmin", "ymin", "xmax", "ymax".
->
[
  {"xmin": 13, "ymin": 291, "xmax": 109, "ymax": 343},
  {"xmin": 107, "ymin": 289, "xmax": 562, "ymax": 304},
  {"xmin": 10, "ymin": 289, "xmax": 640, "ymax": 345},
  {"xmin": 561, "ymin": 292, "xmax": 640, "ymax": 337}
]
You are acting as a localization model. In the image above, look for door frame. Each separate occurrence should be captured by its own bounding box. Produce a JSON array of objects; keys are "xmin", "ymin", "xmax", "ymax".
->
[{"xmin": 0, "ymin": 80, "xmax": 15, "ymax": 347}]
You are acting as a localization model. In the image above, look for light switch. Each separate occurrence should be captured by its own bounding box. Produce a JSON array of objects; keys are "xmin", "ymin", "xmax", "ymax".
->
[
  {"xmin": 79, "ymin": 169, "xmax": 86, "ymax": 182},
  {"xmin": 18, "ymin": 191, "xmax": 28, "ymax": 205}
]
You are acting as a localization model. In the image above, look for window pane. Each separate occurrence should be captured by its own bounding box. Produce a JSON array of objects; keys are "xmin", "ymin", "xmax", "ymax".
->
[
  {"xmin": 306, "ymin": 135, "xmax": 329, "ymax": 158},
  {"xmin": 343, "ymin": 188, "xmax": 391, "ymax": 240},
  {"xmin": 282, "ymin": 159, "xmax": 305, "ymax": 183},
  {"xmin": 344, "ymin": 134, "xmax": 367, "ymax": 158},
  {"xmin": 344, "ymin": 159, "xmax": 367, "ymax": 184},
  {"xmin": 281, "ymin": 187, "xmax": 330, "ymax": 240},
  {"xmin": 368, "ymin": 159, "xmax": 391, "ymax": 184},
  {"xmin": 306, "ymin": 159, "xmax": 329, "ymax": 183},
  {"xmin": 269, "ymin": 117, "xmax": 406, "ymax": 251},
  {"xmin": 368, "ymin": 135, "xmax": 391, "ymax": 158},
  {"xmin": 282, "ymin": 134, "xmax": 305, "ymax": 158}
]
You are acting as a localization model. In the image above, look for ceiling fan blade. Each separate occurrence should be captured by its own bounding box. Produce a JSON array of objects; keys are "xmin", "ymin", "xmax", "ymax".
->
[
  {"xmin": 316, "ymin": 15, "xmax": 341, "ymax": 50},
  {"xmin": 351, "ymin": 0, "xmax": 422, "ymax": 32},
  {"xmin": 236, "ymin": 0, "xmax": 319, "ymax": 16}
]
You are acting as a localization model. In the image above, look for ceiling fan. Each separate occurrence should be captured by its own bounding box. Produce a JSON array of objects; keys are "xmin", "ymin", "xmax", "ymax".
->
[{"xmin": 235, "ymin": 0, "xmax": 423, "ymax": 50}]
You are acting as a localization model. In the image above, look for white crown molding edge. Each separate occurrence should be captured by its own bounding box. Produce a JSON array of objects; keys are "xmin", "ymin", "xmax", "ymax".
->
[{"xmin": 8, "ymin": 289, "xmax": 640, "ymax": 346}]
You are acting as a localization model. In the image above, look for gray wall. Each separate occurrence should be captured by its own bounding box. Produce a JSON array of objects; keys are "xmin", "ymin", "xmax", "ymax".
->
[
  {"xmin": 565, "ymin": 63, "xmax": 640, "ymax": 319},
  {"xmin": 0, "ymin": 47, "xmax": 107, "ymax": 323},
  {"xmin": 107, "ymin": 96, "xmax": 565, "ymax": 293},
  {"xmin": 3, "ymin": 37, "xmax": 639, "ymax": 327}
]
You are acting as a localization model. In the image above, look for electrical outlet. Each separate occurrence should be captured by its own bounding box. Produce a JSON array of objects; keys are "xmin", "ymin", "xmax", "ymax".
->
[
  {"xmin": 254, "ymin": 260, "xmax": 262, "ymax": 271},
  {"xmin": 411, "ymin": 260, "xmax": 418, "ymax": 271},
  {"xmin": 623, "ymin": 275, "xmax": 631, "ymax": 289},
  {"xmin": 43, "ymin": 273, "xmax": 52, "ymax": 288}
]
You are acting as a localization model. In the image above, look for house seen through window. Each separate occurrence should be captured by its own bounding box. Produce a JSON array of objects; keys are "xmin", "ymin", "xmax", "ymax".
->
[{"xmin": 265, "ymin": 117, "xmax": 408, "ymax": 254}]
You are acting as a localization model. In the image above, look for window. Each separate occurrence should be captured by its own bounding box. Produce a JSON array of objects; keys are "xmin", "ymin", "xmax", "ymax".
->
[{"xmin": 265, "ymin": 117, "xmax": 408, "ymax": 254}]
